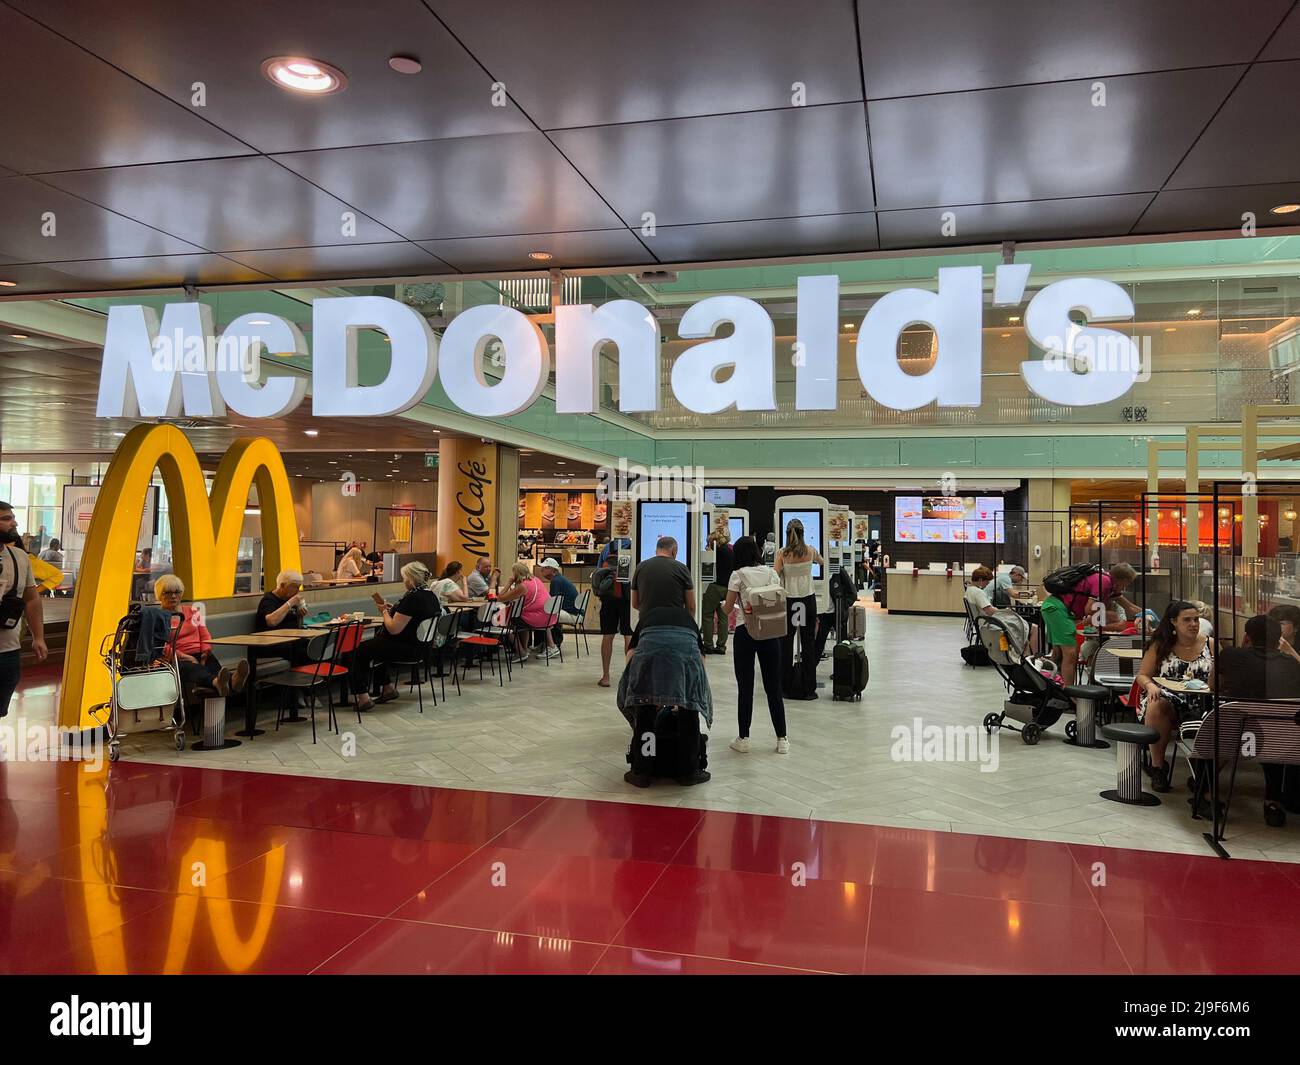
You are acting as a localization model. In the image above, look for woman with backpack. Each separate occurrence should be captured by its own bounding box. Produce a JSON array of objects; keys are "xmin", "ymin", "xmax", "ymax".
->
[
  {"xmin": 724, "ymin": 536, "xmax": 789, "ymax": 753},
  {"xmin": 775, "ymin": 518, "xmax": 824, "ymax": 700}
]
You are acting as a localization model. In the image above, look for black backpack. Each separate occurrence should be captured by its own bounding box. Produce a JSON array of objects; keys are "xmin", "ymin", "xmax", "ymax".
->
[
  {"xmin": 1043, "ymin": 563, "xmax": 1099, "ymax": 597},
  {"xmin": 591, "ymin": 565, "xmax": 617, "ymax": 600}
]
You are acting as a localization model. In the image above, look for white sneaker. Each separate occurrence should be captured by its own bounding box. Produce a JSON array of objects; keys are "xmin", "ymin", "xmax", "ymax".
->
[
  {"xmin": 729, "ymin": 737, "xmax": 750, "ymax": 753},
  {"xmin": 544, "ymin": 648, "xmax": 562, "ymax": 660},
  {"xmin": 776, "ymin": 737, "xmax": 790, "ymax": 754}
]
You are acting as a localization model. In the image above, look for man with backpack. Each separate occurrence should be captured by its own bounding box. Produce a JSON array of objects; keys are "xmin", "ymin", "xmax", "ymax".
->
[
  {"xmin": 1041, "ymin": 562, "xmax": 1140, "ymax": 684},
  {"xmin": 593, "ymin": 538, "xmax": 631, "ymax": 688}
]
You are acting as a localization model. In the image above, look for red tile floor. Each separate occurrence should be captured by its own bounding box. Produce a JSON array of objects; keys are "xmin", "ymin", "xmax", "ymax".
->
[
  {"xmin": 4, "ymin": 753, "xmax": 1300, "ymax": 975},
  {"xmin": 3, "ymin": 666, "xmax": 1298, "ymax": 974}
]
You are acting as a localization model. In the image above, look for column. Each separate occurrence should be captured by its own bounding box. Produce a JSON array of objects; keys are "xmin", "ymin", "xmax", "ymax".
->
[{"xmin": 435, "ymin": 437, "xmax": 499, "ymax": 574}]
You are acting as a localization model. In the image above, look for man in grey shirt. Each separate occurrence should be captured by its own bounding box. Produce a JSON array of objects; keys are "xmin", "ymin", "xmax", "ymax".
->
[
  {"xmin": 631, "ymin": 537, "xmax": 696, "ymax": 616},
  {"xmin": 466, "ymin": 557, "xmax": 494, "ymax": 598}
]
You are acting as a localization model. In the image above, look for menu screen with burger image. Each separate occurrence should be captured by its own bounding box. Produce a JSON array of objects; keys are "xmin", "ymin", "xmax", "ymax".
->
[{"xmin": 895, "ymin": 495, "xmax": 1004, "ymax": 543}]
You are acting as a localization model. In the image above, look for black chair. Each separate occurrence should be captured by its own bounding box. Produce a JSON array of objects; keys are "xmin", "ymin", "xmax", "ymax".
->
[
  {"xmin": 522, "ymin": 595, "xmax": 565, "ymax": 666},
  {"xmin": 567, "ymin": 589, "xmax": 592, "ymax": 657},
  {"xmin": 256, "ymin": 621, "xmax": 363, "ymax": 743},
  {"xmin": 386, "ymin": 616, "xmax": 442, "ymax": 715},
  {"xmin": 429, "ymin": 610, "xmax": 462, "ymax": 699}
]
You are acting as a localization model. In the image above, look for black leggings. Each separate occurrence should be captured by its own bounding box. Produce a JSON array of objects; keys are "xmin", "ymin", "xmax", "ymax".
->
[
  {"xmin": 178, "ymin": 655, "xmax": 221, "ymax": 695},
  {"xmin": 733, "ymin": 625, "xmax": 786, "ymax": 739},
  {"xmin": 349, "ymin": 635, "xmax": 416, "ymax": 693},
  {"xmin": 782, "ymin": 594, "xmax": 818, "ymax": 698}
]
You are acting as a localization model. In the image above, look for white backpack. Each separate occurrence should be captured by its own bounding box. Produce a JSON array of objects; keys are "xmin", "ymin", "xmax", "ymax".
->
[{"xmin": 739, "ymin": 568, "xmax": 788, "ymax": 641}]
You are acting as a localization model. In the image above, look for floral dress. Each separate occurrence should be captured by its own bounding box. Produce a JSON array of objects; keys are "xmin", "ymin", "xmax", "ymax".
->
[{"xmin": 1137, "ymin": 639, "xmax": 1212, "ymax": 720}]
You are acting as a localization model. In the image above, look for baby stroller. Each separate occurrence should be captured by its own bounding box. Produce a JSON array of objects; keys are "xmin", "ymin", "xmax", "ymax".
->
[
  {"xmin": 87, "ymin": 605, "xmax": 186, "ymax": 762},
  {"xmin": 975, "ymin": 611, "xmax": 1074, "ymax": 745}
]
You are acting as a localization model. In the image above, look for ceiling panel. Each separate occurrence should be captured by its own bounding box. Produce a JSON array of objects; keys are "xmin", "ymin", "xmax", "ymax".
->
[
  {"xmin": 0, "ymin": 255, "xmax": 274, "ymax": 296},
  {"xmin": 869, "ymin": 66, "xmax": 1244, "ymax": 210},
  {"xmin": 42, "ymin": 156, "xmax": 403, "ymax": 251},
  {"xmin": 225, "ymin": 241, "xmax": 452, "ymax": 281},
  {"xmin": 1134, "ymin": 182, "xmax": 1300, "ymax": 234},
  {"xmin": 8, "ymin": 0, "xmax": 534, "ymax": 153},
  {"xmin": 551, "ymin": 104, "xmax": 875, "ymax": 228},
  {"xmin": 1166, "ymin": 61, "xmax": 1300, "ymax": 189},
  {"xmin": 1261, "ymin": 5, "xmax": 1300, "ymax": 59},
  {"xmin": 418, "ymin": 229, "xmax": 653, "ymax": 272},
  {"xmin": 643, "ymin": 213, "xmax": 879, "ymax": 263},
  {"xmin": 0, "ymin": 5, "xmax": 253, "ymax": 174},
  {"xmin": 273, "ymin": 132, "xmax": 625, "ymax": 239},
  {"xmin": 856, "ymin": 0, "xmax": 1290, "ymax": 98},
  {"xmin": 878, "ymin": 194, "xmax": 1154, "ymax": 249},
  {"xmin": 0, "ymin": 176, "xmax": 203, "ymax": 262},
  {"xmin": 430, "ymin": 0, "xmax": 864, "ymax": 129}
]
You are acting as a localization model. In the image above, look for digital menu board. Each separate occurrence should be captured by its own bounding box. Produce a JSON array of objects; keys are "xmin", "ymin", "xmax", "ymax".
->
[{"xmin": 894, "ymin": 496, "xmax": 1004, "ymax": 543}]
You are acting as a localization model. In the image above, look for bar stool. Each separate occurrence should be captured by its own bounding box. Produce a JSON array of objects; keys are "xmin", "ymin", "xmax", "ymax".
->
[
  {"xmin": 1063, "ymin": 684, "xmax": 1110, "ymax": 749},
  {"xmin": 1099, "ymin": 722, "xmax": 1161, "ymax": 806}
]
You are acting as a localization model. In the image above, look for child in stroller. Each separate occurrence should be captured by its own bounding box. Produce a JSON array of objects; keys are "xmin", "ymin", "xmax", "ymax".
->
[{"xmin": 975, "ymin": 611, "xmax": 1078, "ymax": 745}]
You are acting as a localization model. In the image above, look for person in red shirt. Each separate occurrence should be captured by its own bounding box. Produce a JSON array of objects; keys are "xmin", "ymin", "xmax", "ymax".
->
[{"xmin": 154, "ymin": 575, "xmax": 248, "ymax": 697}]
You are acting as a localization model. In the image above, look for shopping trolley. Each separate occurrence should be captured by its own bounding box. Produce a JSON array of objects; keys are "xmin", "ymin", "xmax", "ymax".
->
[{"xmin": 87, "ymin": 605, "xmax": 186, "ymax": 761}]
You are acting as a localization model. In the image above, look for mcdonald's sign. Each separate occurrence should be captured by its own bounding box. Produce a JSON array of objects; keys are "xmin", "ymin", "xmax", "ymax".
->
[{"xmin": 60, "ymin": 424, "xmax": 300, "ymax": 729}]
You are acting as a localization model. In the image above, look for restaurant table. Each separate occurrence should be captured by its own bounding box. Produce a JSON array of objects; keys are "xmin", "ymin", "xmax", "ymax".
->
[
  {"xmin": 444, "ymin": 599, "xmax": 488, "ymax": 609},
  {"xmin": 1109, "ymin": 647, "xmax": 1145, "ymax": 660},
  {"xmin": 209, "ymin": 633, "xmax": 300, "ymax": 737}
]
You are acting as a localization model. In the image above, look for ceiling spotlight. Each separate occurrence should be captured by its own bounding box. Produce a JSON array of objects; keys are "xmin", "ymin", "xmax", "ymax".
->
[
  {"xmin": 329, "ymin": 460, "xmax": 338, "ymax": 464},
  {"xmin": 1186, "ymin": 308, "xmax": 1202, "ymax": 316},
  {"xmin": 1165, "ymin": 327, "xmax": 1176, "ymax": 332},
  {"xmin": 555, "ymin": 460, "xmax": 566, "ymax": 464},
  {"xmin": 112, "ymin": 431, "xmax": 126, "ymax": 438},
  {"xmin": 1007, "ymin": 315, "xmax": 1020, "ymax": 323},
  {"xmin": 262, "ymin": 56, "xmax": 347, "ymax": 95},
  {"xmin": 1270, "ymin": 203, "xmax": 1300, "ymax": 215},
  {"xmin": 247, "ymin": 318, "xmax": 271, "ymax": 325},
  {"xmin": 528, "ymin": 251, "xmax": 554, "ymax": 262},
  {"xmin": 842, "ymin": 322, "xmax": 854, "ymax": 330},
  {"xmin": 0, "ymin": 280, "xmax": 16, "ymax": 288},
  {"xmin": 9, "ymin": 334, "xmax": 28, "ymax": 340},
  {"xmin": 304, "ymin": 429, "xmax": 318, "ymax": 437},
  {"xmin": 388, "ymin": 54, "xmax": 422, "ymax": 75}
]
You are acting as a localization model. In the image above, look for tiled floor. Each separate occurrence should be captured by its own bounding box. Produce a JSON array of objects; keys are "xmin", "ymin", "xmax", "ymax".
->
[
  {"xmin": 73, "ymin": 607, "xmax": 1300, "ymax": 863},
  {"xmin": 4, "ymin": 757, "xmax": 1300, "ymax": 974}
]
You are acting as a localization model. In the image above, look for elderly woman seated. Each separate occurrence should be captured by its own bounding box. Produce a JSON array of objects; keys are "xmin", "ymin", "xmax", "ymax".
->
[
  {"xmin": 153, "ymin": 574, "xmax": 248, "ymax": 699},
  {"xmin": 616, "ymin": 605, "xmax": 713, "ymax": 788}
]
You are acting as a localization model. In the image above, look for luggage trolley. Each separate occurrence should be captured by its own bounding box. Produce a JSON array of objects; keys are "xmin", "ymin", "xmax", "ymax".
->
[{"xmin": 88, "ymin": 607, "xmax": 186, "ymax": 762}]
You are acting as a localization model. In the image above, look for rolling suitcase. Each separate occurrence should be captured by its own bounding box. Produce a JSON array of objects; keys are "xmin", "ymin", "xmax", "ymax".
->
[
  {"xmin": 832, "ymin": 640, "xmax": 868, "ymax": 700},
  {"xmin": 627, "ymin": 705, "xmax": 709, "ymax": 781},
  {"xmin": 846, "ymin": 603, "xmax": 867, "ymax": 640}
]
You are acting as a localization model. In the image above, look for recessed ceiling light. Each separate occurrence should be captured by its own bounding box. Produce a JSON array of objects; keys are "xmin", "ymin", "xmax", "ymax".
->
[
  {"xmin": 261, "ymin": 56, "xmax": 347, "ymax": 95},
  {"xmin": 9, "ymin": 334, "xmax": 28, "ymax": 340},
  {"xmin": 247, "ymin": 318, "xmax": 271, "ymax": 326},
  {"xmin": 328, "ymin": 460, "xmax": 338, "ymax": 464},
  {"xmin": 528, "ymin": 251, "xmax": 554, "ymax": 262},
  {"xmin": 304, "ymin": 429, "xmax": 318, "ymax": 437},
  {"xmin": 1000, "ymin": 332, "xmax": 1010, "ymax": 338},
  {"xmin": 1007, "ymin": 315, "xmax": 1021, "ymax": 323},
  {"xmin": 555, "ymin": 460, "xmax": 566, "ymax": 464},
  {"xmin": 0, "ymin": 280, "xmax": 16, "ymax": 288},
  {"xmin": 1186, "ymin": 308, "xmax": 1202, "ymax": 316},
  {"xmin": 842, "ymin": 322, "xmax": 854, "ymax": 330},
  {"xmin": 1165, "ymin": 327, "xmax": 1176, "ymax": 332},
  {"xmin": 112, "ymin": 431, "xmax": 126, "ymax": 437},
  {"xmin": 1271, "ymin": 203, "xmax": 1300, "ymax": 215},
  {"xmin": 388, "ymin": 54, "xmax": 422, "ymax": 75}
]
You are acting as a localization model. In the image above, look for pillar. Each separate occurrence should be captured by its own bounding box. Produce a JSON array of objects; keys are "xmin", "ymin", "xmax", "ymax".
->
[
  {"xmin": 496, "ymin": 446, "xmax": 520, "ymax": 565},
  {"xmin": 435, "ymin": 438, "xmax": 499, "ymax": 575}
]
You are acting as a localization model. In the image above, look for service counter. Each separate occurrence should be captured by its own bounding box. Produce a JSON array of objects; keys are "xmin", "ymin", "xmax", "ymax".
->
[{"xmin": 884, "ymin": 567, "xmax": 967, "ymax": 616}]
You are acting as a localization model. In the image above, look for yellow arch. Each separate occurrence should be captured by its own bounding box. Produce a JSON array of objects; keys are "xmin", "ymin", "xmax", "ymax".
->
[{"xmin": 60, "ymin": 425, "xmax": 301, "ymax": 728}]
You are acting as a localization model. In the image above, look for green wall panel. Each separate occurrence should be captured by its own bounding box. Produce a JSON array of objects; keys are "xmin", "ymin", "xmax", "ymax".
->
[
  {"xmin": 899, "ymin": 438, "xmax": 976, "ymax": 467},
  {"xmin": 977, "ymin": 437, "xmax": 1054, "ymax": 467}
]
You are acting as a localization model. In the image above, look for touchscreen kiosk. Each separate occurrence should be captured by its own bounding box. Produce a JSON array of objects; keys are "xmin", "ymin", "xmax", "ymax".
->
[
  {"xmin": 777, "ymin": 508, "xmax": 825, "ymax": 580},
  {"xmin": 636, "ymin": 499, "xmax": 692, "ymax": 569}
]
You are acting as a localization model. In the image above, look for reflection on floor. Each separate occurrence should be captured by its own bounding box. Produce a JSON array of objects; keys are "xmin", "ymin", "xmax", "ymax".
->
[
  {"xmin": 78, "ymin": 609, "xmax": 1300, "ymax": 864},
  {"xmin": 4, "ymin": 758, "xmax": 1299, "ymax": 974}
]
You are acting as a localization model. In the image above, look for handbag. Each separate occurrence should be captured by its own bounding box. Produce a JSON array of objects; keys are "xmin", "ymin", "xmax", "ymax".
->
[{"xmin": 0, "ymin": 547, "xmax": 27, "ymax": 629}]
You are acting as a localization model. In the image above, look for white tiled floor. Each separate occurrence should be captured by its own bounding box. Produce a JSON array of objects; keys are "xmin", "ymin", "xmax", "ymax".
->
[{"xmin": 116, "ymin": 606, "xmax": 1300, "ymax": 863}]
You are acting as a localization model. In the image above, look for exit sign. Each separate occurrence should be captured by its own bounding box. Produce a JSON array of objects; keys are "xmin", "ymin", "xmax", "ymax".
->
[{"xmin": 425, "ymin": 453, "xmax": 438, "ymax": 469}]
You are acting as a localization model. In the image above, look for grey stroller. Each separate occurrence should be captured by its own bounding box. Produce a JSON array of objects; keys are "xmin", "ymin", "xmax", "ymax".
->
[{"xmin": 976, "ymin": 611, "xmax": 1075, "ymax": 745}]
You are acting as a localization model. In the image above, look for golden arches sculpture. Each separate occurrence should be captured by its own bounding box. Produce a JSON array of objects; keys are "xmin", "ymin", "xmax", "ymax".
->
[{"xmin": 59, "ymin": 425, "xmax": 301, "ymax": 729}]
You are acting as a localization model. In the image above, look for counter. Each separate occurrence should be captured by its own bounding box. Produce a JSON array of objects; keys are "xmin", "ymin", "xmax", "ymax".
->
[{"xmin": 885, "ymin": 567, "xmax": 967, "ymax": 616}]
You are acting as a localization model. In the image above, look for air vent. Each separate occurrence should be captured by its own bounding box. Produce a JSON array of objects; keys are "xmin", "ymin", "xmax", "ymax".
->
[
  {"xmin": 1244, "ymin": 286, "xmax": 1279, "ymax": 294},
  {"xmin": 637, "ymin": 270, "xmax": 678, "ymax": 284}
]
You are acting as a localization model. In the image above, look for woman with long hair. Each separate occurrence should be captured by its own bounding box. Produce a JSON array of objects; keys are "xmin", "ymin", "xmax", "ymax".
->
[
  {"xmin": 723, "ymin": 536, "xmax": 789, "ymax": 753},
  {"xmin": 775, "ymin": 518, "xmax": 824, "ymax": 700},
  {"xmin": 335, "ymin": 546, "xmax": 367, "ymax": 580},
  {"xmin": 1134, "ymin": 599, "xmax": 1213, "ymax": 791}
]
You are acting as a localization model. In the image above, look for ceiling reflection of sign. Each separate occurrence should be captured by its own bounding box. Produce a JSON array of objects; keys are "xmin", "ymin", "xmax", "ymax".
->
[{"xmin": 96, "ymin": 267, "xmax": 1141, "ymax": 421}]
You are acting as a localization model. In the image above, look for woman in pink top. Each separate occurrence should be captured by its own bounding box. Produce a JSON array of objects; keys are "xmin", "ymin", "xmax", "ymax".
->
[
  {"xmin": 154, "ymin": 575, "xmax": 248, "ymax": 697},
  {"xmin": 497, "ymin": 562, "xmax": 560, "ymax": 662}
]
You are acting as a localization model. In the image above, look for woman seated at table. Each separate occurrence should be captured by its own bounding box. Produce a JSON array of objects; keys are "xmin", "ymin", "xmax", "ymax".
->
[
  {"xmin": 497, "ymin": 561, "xmax": 560, "ymax": 662},
  {"xmin": 963, "ymin": 566, "xmax": 998, "ymax": 618},
  {"xmin": 1135, "ymin": 599, "xmax": 1213, "ymax": 792},
  {"xmin": 154, "ymin": 575, "xmax": 248, "ymax": 699},
  {"xmin": 335, "ymin": 547, "xmax": 367, "ymax": 580},
  {"xmin": 350, "ymin": 562, "xmax": 442, "ymax": 711},
  {"xmin": 431, "ymin": 561, "xmax": 471, "ymax": 605}
]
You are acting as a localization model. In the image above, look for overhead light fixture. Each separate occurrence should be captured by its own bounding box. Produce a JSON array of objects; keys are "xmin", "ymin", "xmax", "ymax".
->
[
  {"xmin": 555, "ymin": 460, "xmax": 566, "ymax": 464},
  {"xmin": 9, "ymin": 334, "xmax": 28, "ymax": 340},
  {"xmin": 1165, "ymin": 327, "xmax": 1176, "ymax": 332},
  {"xmin": 112, "ymin": 431, "xmax": 126, "ymax": 438},
  {"xmin": 0, "ymin": 280, "xmax": 16, "ymax": 287},
  {"xmin": 244, "ymin": 507, "xmax": 261, "ymax": 516},
  {"xmin": 328, "ymin": 460, "xmax": 338, "ymax": 464},
  {"xmin": 842, "ymin": 322, "xmax": 854, "ymax": 330},
  {"xmin": 261, "ymin": 56, "xmax": 347, "ymax": 95},
  {"xmin": 1186, "ymin": 308, "xmax": 1202, "ymax": 316},
  {"xmin": 1007, "ymin": 315, "xmax": 1020, "ymax": 323},
  {"xmin": 528, "ymin": 251, "xmax": 553, "ymax": 262},
  {"xmin": 1270, "ymin": 203, "xmax": 1300, "ymax": 215},
  {"xmin": 388, "ymin": 54, "xmax": 422, "ymax": 74},
  {"xmin": 304, "ymin": 429, "xmax": 318, "ymax": 437},
  {"xmin": 1000, "ymin": 332, "xmax": 1010, "ymax": 338},
  {"xmin": 247, "ymin": 318, "xmax": 271, "ymax": 326}
]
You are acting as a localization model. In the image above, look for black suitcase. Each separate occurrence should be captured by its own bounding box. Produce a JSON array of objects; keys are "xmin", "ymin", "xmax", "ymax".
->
[
  {"xmin": 627, "ymin": 705, "xmax": 709, "ymax": 780},
  {"xmin": 831, "ymin": 640, "xmax": 868, "ymax": 700}
]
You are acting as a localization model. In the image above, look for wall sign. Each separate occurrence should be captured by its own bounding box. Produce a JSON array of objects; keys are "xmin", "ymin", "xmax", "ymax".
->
[{"xmin": 96, "ymin": 267, "xmax": 1142, "ymax": 420}]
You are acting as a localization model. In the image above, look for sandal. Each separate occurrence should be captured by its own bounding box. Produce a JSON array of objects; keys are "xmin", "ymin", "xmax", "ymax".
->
[
  {"xmin": 375, "ymin": 689, "xmax": 400, "ymax": 704},
  {"xmin": 597, "ymin": 677, "xmax": 611, "ymax": 687}
]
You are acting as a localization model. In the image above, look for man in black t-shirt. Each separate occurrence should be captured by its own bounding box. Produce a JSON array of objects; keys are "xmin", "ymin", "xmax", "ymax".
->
[
  {"xmin": 631, "ymin": 537, "xmax": 695, "ymax": 616},
  {"xmin": 1212, "ymin": 614, "xmax": 1300, "ymax": 826},
  {"xmin": 255, "ymin": 570, "xmax": 307, "ymax": 631}
]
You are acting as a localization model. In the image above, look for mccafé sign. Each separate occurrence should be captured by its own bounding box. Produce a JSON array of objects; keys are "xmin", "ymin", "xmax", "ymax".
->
[{"xmin": 96, "ymin": 265, "xmax": 1144, "ymax": 421}]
